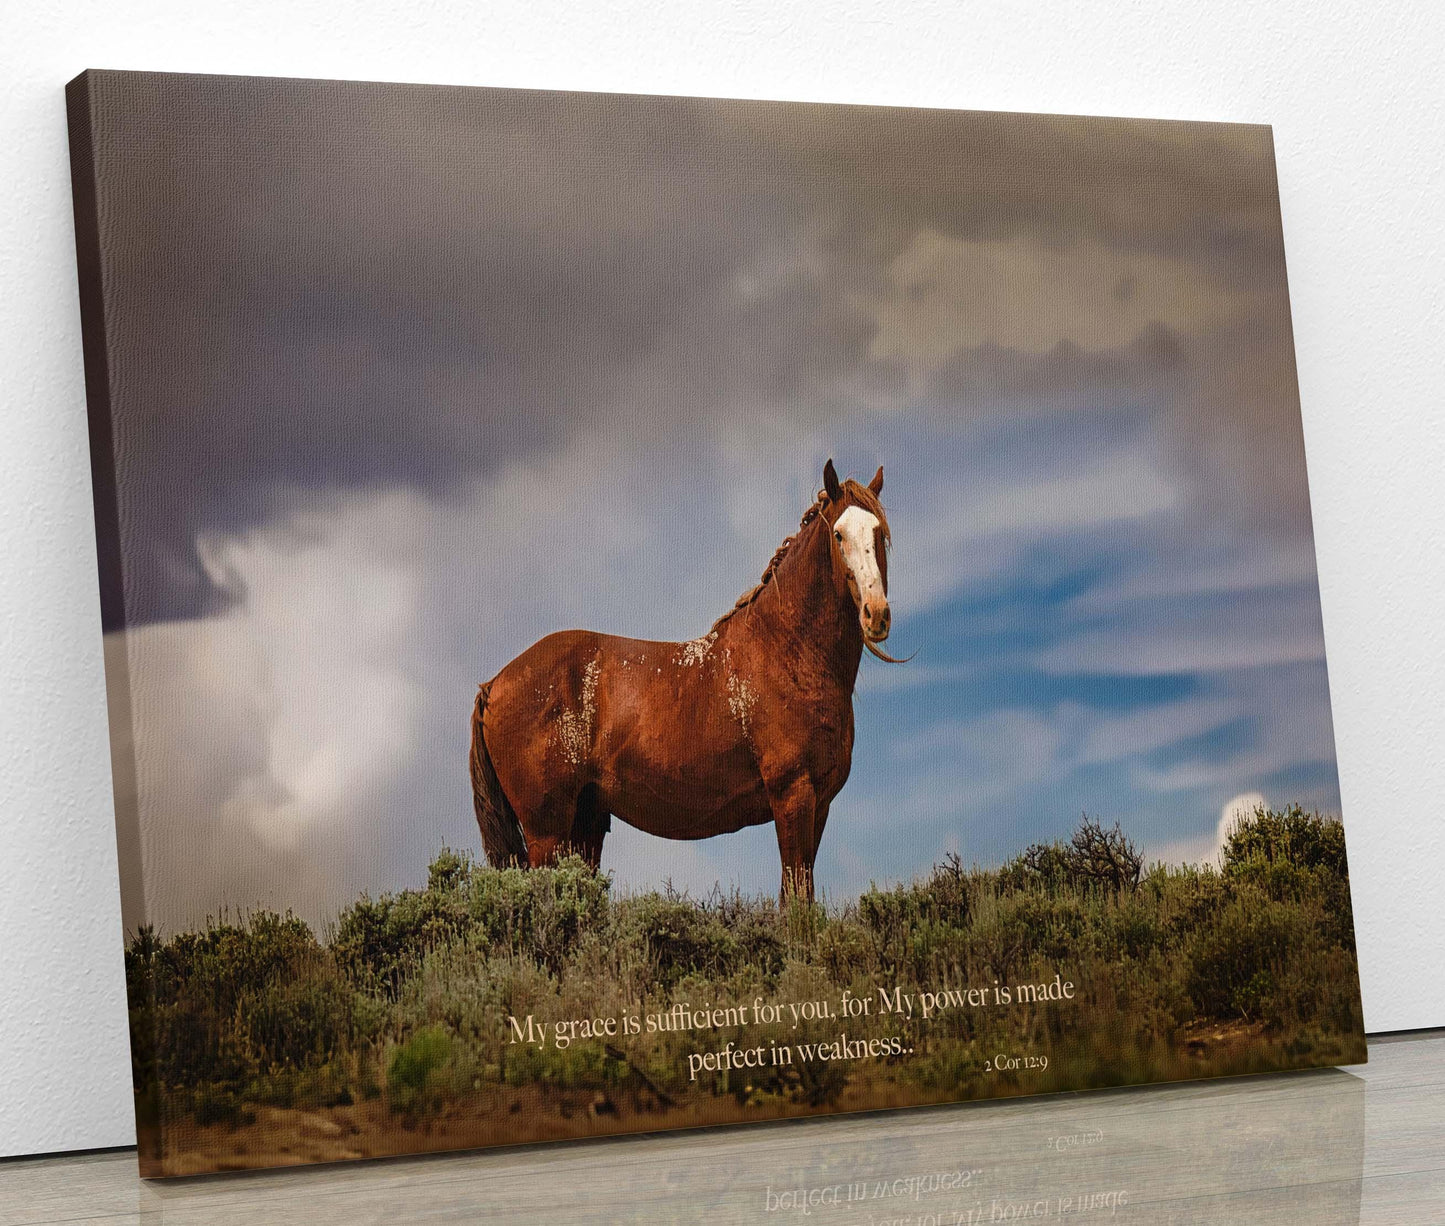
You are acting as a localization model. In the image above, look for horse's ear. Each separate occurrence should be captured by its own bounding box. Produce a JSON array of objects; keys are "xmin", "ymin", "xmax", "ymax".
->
[
  {"xmin": 868, "ymin": 466, "xmax": 884, "ymax": 495},
  {"xmin": 823, "ymin": 459, "xmax": 842, "ymax": 501}
]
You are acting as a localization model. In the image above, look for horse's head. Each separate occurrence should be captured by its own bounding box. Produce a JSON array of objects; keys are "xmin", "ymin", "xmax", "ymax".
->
[{"xmin": 821, "ymin": 459, "xmax": 900, "ymax": 659}]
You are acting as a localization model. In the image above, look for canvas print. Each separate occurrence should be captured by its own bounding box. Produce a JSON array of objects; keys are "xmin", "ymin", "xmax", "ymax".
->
[{"xmin": 66, "ymin": 69, "xmax": 1366, "ymax": 1177}]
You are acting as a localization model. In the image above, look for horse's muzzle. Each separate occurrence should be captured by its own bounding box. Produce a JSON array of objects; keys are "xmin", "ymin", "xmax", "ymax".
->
[{"xmin": 862, "ymin": 601, "xmax": 891, "ymax": 642}]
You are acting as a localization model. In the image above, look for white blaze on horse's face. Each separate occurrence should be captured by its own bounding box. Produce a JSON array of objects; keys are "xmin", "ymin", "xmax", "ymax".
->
[{"xmin": 833, "ymin": 505, "xmax": 890, "ymax": 642}]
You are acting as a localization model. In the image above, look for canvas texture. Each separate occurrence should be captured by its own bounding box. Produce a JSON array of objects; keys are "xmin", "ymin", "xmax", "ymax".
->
[{"xmin": 65, "ymin": 69, "xmax": 1366, "ymax": 1177}]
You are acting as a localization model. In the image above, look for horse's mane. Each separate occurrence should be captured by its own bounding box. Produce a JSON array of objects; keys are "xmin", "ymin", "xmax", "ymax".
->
[{"xmin": 710, "ymin": 479, "xmax": 890, "ymax": 634}]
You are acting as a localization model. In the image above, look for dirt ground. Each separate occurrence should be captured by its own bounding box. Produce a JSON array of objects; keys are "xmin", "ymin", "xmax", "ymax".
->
[
  {"xmin": 147, "ymin": 1083, "xmax": 902, "ymax": 1176},
  {"xmin": 139, "ymin": 1022, "xmax": 1302, "ymax": 1177}
]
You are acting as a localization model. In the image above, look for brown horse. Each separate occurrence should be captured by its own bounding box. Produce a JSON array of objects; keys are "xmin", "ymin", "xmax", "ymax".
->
[{"xmin": 469, "ymin": 460, "xmax": 901, "ymax": 900}]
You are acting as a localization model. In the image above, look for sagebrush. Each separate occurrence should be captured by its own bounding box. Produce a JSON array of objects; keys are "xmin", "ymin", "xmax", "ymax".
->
[{"xmin": 126, "ymin": 805, "xmax": 1364, "ymax": 1139}]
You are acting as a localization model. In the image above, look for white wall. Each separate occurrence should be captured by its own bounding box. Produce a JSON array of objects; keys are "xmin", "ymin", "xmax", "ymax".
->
[{"xmin": 2, "ymin": 0, "xmax": 1440, "ymax": 1159}]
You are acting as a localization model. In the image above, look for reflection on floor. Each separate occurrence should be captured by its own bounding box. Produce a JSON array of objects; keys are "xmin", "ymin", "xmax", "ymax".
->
[{"xmin": 3, "ymin": 1031, "xmax": 1442, "ymax": 1224}]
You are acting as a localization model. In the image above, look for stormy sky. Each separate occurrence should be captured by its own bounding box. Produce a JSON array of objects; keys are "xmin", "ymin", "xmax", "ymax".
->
[{"xmin": 81, "ymin": 71, "xmax": 1341, "ymax": 932}]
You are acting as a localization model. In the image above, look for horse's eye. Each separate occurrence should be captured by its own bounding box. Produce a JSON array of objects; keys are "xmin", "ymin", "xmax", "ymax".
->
[{"xmin": 834, "ymin": 531, "xmax": 842, "ymax": 542}]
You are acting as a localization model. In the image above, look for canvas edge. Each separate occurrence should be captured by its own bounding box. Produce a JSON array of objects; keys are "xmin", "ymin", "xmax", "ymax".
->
[
  {"xmin": 57, "ymin": 65, "xmax": 1279, "ymax": 138},
  {"xmin": 64, "ymin": 68, "xmax": 165, "ymax": 1177}
]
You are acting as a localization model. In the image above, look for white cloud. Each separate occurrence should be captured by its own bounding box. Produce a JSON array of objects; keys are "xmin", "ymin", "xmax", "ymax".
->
[
  {"xmin": 1220, "ymin": 791, "xmax": 1267, "ymax": 841},
  {"xmin": 1149, "ymin": 791, "xmax": 1266, "ymax": 868},
  {"xmin": 1032, "ymin": 592, "xmax": 1329, "ymax": 677},
  {"xmin": 1065, "ymin": 535, "xmax": 1320, "ymax": 611},
  {"xmin": 1125, "ymin": 666, "xmax": 1337, "ymax": 797},
  {"xmin": 119, "ymin": 492, "xmax": 432, "ymax": 930},
  {"xmin": 1075, "ymin": 698, "xmax": 1242, "ymax": 767},
  {"xmin": 192, "ymin": 500, "xmax": 426, "ymax": 851},
  {"xmin": 114, "ymin": 429, "xmax": 843, "ymax": 929},
  {"xmin": 888, "ymin": 442, "xmax": 1183, "ymax": 612}
]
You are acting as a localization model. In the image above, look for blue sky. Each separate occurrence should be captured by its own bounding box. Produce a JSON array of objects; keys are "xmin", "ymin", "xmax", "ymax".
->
[
  {"xmin": 831, "ymin": 408, "xmax": 1339, "ymax": 892},
  {"xmin": 88, "ymin": 76, "xmax": 1340, "ymax": 928},
  {"xmin": 595, "ymin": 395, "xmax": 1338, "ymax": 902}
]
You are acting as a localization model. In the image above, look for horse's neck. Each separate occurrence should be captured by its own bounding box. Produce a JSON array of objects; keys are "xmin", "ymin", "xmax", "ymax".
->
[{"xmin": 736, "ymin": 517, "xmax": 862, "ymax": 684}]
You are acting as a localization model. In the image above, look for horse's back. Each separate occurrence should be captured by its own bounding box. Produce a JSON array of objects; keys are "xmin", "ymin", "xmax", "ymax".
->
[
  {"xmin": 487, "ymin": 628, "xmax": 614, "ymax": 759},
  {"xmin": 491, "ymin": 628, "xmax": 685, "ymax": 704},
  {"xmin": 485, "ymin": 626, "xmax": 768, "ymax": 838},
  {"xmin": 485, "ymin": 627, "xmax": 706, "ymax": 774}
]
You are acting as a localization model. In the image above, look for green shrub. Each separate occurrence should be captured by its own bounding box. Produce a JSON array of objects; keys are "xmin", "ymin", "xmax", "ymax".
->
[
  {"xmin": 387, "ymin": 1026, "xmax": 453, "ymax": 1115},
  {"xmin": 241, "ymin": 971, "xmax": 352, "ymax": 1070},
  {"xmin": 129, "ymin": 909, "xmax": 334, "ymax": 1093},
  {"xmin": 1223, "ymin": 805, "xmax": 1347, "ymax": 876},
  {"xmin": 332, "ymin": 886, "xmax": 469, "ymax": 998},
  {"xmin": 467, "ymin": 854, "xmax": 611, "ymax": 969},
  {"xmin": 427, "ymin": 846, "xmax": 471, "ymax": 891},
  {"xmin": 1186, "ymin": 891, "xmax": 1300, "ymax": 1021},
  {"xmin": 617, "ymin": 894, "xmax": 742, "ymax": 987},
  {"xmin": 126, "ymin": 804, "xmax": 1363, "ymax": 1129}
]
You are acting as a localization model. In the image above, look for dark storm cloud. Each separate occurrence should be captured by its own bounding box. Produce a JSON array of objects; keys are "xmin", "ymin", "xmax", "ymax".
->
[
  {"xmin": 85, "ymin": 71, "xmax": 1291, "ymax": 627},
  {"xmin": 77, "ymin": 71, "xmax": 1340, "ymax": 929}
]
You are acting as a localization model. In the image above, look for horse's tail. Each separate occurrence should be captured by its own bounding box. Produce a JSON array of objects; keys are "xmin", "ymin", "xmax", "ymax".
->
[{"xmin": 469, "ymin": 681, "xmax": 528, "ymax": 867}]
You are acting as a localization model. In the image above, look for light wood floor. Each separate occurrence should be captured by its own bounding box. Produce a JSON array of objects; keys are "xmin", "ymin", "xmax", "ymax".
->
[{"xmin": 3, "ymin": 1032, "xmax": 1442, "ymax": 1224}]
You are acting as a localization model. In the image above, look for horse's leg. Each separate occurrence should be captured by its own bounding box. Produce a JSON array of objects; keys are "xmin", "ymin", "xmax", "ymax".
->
[
  {"xmin": 765, "ymin": 773, "xmax": 818, "ymax": 904},
  {"xmin": 500, "ymin": 766, "xmax": 588, "ymax": 870},
  {"xmin": 526, "ymin": 833, "xmax": 564, "ymax": 867},
  {"xmin": 524, "ymin": 783, "xmax": 596, "ymax": 868},
  {"xmin": 569, "ymin": 782, "xmax": 611, "ymax": 872}
]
